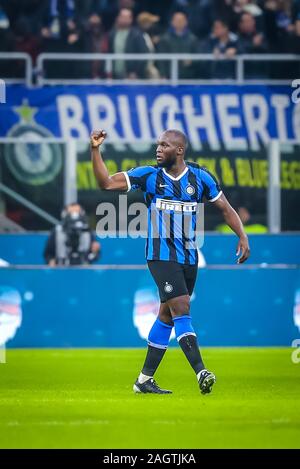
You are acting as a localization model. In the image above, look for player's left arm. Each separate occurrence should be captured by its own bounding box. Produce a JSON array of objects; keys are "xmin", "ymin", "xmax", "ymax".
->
[{"xmin": 213, "ymin": 193, "xmax": 250, "ymax": 264}]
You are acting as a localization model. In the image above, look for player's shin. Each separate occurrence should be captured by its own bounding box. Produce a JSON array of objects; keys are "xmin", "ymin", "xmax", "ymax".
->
[
  {"xmin": 173, "ymin": 315, "xmax": 205, "ymax": 374},
  {"xmin": 138, "ymin": 318, "xmax": 173, "ymax": 383}
]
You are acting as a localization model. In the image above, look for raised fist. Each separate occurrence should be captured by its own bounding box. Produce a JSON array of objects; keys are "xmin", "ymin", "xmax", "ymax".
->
[{"xmin": 90, "ymin": 130, "xmax": 107, "ymax": 148}]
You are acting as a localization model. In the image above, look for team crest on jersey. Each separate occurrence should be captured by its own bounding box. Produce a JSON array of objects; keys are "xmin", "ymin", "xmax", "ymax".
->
[
  {"xmin": 186, "ymin": 185, "xmax": 195, "ymax": 195},
  {"xmin": 164, "ymin": 282, "xmax": 173, "ymax": 293}
]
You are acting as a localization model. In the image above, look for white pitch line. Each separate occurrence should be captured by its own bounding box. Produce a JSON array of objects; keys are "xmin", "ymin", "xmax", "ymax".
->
[{"xmin": 6, "ymin": 419, "xmax": 110, "ymax": 426}]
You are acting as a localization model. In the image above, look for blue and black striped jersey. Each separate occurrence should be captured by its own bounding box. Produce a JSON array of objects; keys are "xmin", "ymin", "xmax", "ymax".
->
[{"xmin": 124, "ymin": 162, "xmax": 222, "ymax": 265}]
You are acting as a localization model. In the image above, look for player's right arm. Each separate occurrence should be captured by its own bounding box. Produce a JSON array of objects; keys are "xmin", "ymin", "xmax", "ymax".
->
[{"xmin": 90, "ymin": 130, "xmax": 128, "ymax": 191}]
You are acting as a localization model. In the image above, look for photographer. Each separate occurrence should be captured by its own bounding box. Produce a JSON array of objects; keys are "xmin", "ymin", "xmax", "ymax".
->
[{"xmin": 44, "ymin": 203, "xmax": 100, "ymax": 266}]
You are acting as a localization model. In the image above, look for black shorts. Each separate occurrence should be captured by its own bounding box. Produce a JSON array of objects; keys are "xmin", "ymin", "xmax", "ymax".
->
[{"xmin": 147, "ymin": 260, "xmax": 198, "ymax": 303}]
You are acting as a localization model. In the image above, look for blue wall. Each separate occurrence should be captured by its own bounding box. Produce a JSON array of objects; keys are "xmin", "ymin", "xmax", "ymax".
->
[
  {"xmin": 0, "ymin": 265, "xmax": 299, "ymax": 347},
  {"xmin": 1, "ymin": 233, "xmax": 299, "ymax": 347},
  {"xmin": 1, "ymin": 233, "xmax": 300, "ymax": 265}
]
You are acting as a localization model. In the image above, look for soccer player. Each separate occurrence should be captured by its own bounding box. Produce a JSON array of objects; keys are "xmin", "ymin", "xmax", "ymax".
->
[{"xmin": 91, "ymin": 129, "xmax": 250, "ymax": 395}]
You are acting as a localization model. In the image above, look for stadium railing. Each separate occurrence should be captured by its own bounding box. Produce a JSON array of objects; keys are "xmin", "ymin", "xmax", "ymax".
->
[
  {"xmin": 0, "ymin": 52, "xmax": 32, "ymax": 86},
  {"xmin": 1, "ymin": 52, "xmax": 298, "ymax": 85},
  {"xmin": 36, "ymin": 53, "xmax": 299, "ymax": 85}
]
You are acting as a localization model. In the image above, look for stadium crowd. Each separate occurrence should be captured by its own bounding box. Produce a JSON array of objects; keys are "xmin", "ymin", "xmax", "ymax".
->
[{"xmin": 0, "ymin": 0, "xmax": 299, "ymax": 79}]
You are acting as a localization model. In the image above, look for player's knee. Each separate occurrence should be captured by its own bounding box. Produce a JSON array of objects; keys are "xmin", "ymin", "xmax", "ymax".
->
[
  {"xmin": 158, "ymin": 310, "xmax": 174, "ymax": 326},
  {"xmin": 158, "ymin": 303, "xmax": 173, "ymax": 325},
  {"xmin": 168, "ymin": 295, "xmax": 190, "ymax": 317}
]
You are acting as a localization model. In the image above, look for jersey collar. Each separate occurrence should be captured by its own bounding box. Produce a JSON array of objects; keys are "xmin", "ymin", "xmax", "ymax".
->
[{"xmin": 162, "ymin": 166, "xmax": 188, "ymax": 181}]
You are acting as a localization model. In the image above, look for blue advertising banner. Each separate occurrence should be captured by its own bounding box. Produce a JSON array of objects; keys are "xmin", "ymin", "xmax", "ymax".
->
[
  {"xmin": 0, "ymin": 84, "xmax": 299, "ymax": 231},
  {"xmin": 1, "ymin": 233, "xmax": 300, "ymax": 266},
  {"xmin": 0, "ymin": 84, "xmax": 299, "ymax": 149},
  {"xmin": 0, "ymin": 266, "xmax": 299, "ymax": 347}
]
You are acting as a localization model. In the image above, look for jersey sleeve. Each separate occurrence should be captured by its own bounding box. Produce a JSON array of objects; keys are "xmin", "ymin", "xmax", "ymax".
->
[
  {"xmin": 123, "ymin": 166, "xmax": 155, "ymax": 192},
  {"xmin": 201, "ymin": 168, "xmax": 222, "ymax": 202}
]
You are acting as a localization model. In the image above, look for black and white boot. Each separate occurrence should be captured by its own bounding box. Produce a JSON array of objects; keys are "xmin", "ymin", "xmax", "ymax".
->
[{"xmin": 133, "ymin": 378, "xmax": 172, "ymax": 394}]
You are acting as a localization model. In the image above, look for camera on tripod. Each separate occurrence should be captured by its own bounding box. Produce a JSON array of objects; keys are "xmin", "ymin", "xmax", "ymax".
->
[
  {"xmin": 61, "ymin": 210, "xmax": 91, "ymax": 265},
  {"xmin": 44, "ymin": 203, "xmax": 101, "ymax": 266},
  {"xmin": 63, "ymin": 212, "xmax": 89, "ymax": 250}
]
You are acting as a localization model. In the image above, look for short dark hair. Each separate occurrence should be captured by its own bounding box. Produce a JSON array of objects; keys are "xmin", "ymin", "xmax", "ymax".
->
[
  {"xmin": 213, "ymin": 18, "xmax": 229, "ymax": 29},
  {"xmin": 165, "ymin": 129, "xmax": 188, "ymax": 150}
]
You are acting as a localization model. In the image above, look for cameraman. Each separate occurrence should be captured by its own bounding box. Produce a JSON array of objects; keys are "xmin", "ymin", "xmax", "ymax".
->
[{"xmin": 44, "ymin": 203, "xmax": 101, "ymax": 266}]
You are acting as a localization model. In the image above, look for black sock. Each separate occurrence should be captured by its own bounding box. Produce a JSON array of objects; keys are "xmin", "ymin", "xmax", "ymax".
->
[
  {"xmin": 178, "ymin": 334, "xmax": 205, "ymax": 375},
  {"xmin": 141, "ymin": 345, "xmax": 167, "ymax": 376}
]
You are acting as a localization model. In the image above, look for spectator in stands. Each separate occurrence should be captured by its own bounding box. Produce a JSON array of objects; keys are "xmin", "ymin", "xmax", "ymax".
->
[
  {"xmin": 232, "ymin": 0, "xmax": 264, "ymax": 32},
  {"xmin": 85, "ymin": 13, "xmax": 109, "ymax": 78},
  {"xmin": 40, "ymin": 4, "xmax": 86, "ymax": 77},
  {"xmin": 237, "ymin": 11, "xmax": 268, "ymax": 53},
  {"xmin": 109, "ymin": 8, "xmax": 148, "ymax": 79},
  {"xmin": 13, "ymin": 16, "xmax": 41, "ymax": 80},
  {"xmin": 157, "ymin": 11, "xmax": 199, "ymax": 79},
  {"xmin": 40, "ymin": 2, "xmax": 67, "ymax": 77},
  {"xmin": 199, "ymin": 18, "xmax": 238, "ymax": 78},
  {"xmin": 0, "ymin": 2, "xmax": 10, "ymax": 34},
  {"xmin": 97, "ymin": 0, "xmax": 119, "ymax": 31},
  {"xmin": 182, "ymin": 0, "xmax": 215, "ymax": 40},
  {"xmin": 234, "ymin": 0, "xmax": 263, "ymax": 18},
  {"xmin": 1, "ymin": 0, "xmax": 45, "ymax": 34},
  {"xmin": 1, "ymin": 8, "xmax": 41, "ymax": 77},
  {"xmin": 208, "ymin": 19, "xmax": 238, "ymax": 57},
  {"xmin": 211, "ymin": 0, "xmax": 238, "ymax": 31},
  {"xmin": 287, "ymin": 17, "xmax": 300, "ymax": 76},
  {"xmin": 291, "ymin": 3, "xmax": 300, "ymax": 75},
  {"xmin": 292, "ymin": 0, "xmax": 300, "ymax": 21},
  {"xmin": 41, "ymin": 1, "xmax": 76, "ymax": 42},
  {"xmin": 61, "ymin": 17, "xmax": 86, "ymax": 77},
  {"xmin": 13, "ymin": 17, "xmax": 41, "ymax": 63},
  {"xmin": 0, "ymin": 4, "xmax": 13, "ymax": 50},
  {"xmin": 46, "ymin": 0, "xmax": 75, "ymax": 30},
  {"xmin": 119, "ymin": 0, "xmax": 136, "ymax": 10},
  {"xmin": 44, "ymin": 203, "xmax": 101, "ymax": 266},
  {"xmin": 237, "ymin": 11, "xmax": 268, "ymax": 77},
  {"xmin": 262, "ymin": 0, "xmax": 293, "ymax": 52},
  {"xmin": 73, "ymin": 1, "xmax": 118, "ymax": 31},
  {"xmin": 0, "ymin": 5, "xmax": 15, "ymax": 77},
  {"xmin": 135, "ymin": 0, "xmax": 174, "ymax": 28},
  {"xmin": 136, "ymin": 11, "xmax": 161, "ymax": 78},
  {"xmin": 289, "ymin": 17, "xmax": 300, "ymax": 52},
  {"xmin": 64, "ymin": 17, "xmax": 85, "ymax": 53}
]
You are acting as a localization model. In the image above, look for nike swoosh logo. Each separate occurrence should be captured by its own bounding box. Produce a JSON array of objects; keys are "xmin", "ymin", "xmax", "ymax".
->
[{"xmin": 159, "ymin": 184, "xmax": 169, "ymax": 188}]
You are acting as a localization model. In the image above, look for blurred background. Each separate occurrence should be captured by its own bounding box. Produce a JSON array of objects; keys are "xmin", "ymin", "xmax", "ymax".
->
[{"xmin": 0, "ymin": 0, "xmax": 299, "ymax": 350}]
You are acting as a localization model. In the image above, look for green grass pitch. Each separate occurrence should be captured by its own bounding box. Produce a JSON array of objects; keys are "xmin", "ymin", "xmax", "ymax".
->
[{"xmin": 0, "ymin": 348, "xmax": 299, "ymax": 449}]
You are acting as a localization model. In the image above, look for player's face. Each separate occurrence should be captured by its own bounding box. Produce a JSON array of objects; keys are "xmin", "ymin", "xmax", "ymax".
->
[{"xmin": 156, "ymin": 135, "xmax": 178, "ymax": 168}]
